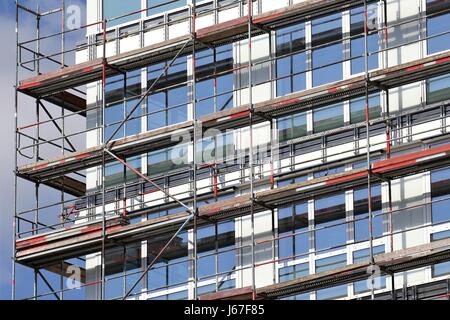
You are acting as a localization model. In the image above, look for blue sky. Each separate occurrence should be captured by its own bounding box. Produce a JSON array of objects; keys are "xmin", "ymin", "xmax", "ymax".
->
[
  {"xmin": 0, "ymin": 0, "xmax": 21, "ymax": 301},
  {"xmin": 0, "ymin": 0, "xmax": 85, "ymax": 300}
]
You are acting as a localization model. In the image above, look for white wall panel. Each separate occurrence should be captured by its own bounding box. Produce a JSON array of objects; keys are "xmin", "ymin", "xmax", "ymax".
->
[
  {"xmin": 87, "ymin": 0, "xmax": 100, "ymax": 36},
  {"xmin": 391, "ymin": 172, "xmax": 428, "ymax": 286},
  {"xmin": 86, "ymin": 252, "xmax": 102, "ymax": 300},
  {"xmin": 218, "ymin": 6, "xmax": 240, "ymax": 24},
  {"xmin": 412, "ymin": 119, "xmax": 442, "ymax": 141},
  {"xmin": 388, "ymin": 82, "xmax": 423, "ymax": 113},
  {"xmin": 386, "ymin": 0, "xmax": 423, "ymax": 66},
  {"xmin": 196, "ymin": 13, "xmax": 215, "ymax": 30},
  {"xmin": 279, "ymin": 158, "xmax": 291, "ymax": 174},
  {"xmin": 120, "ymin": 35, "xmax": 140, "ymax": 53},
  {"xmin": 237, "ymin": 209, "xmax": 274, "ymax": 288},
  {"xmin": 295, "ymin": 151, "xmax": 322, "ymax": 170},
  {"xmin": 261, "ymin": 0, "xmax": 289, "ymax": 13},
  {"xmin": 96, "ymin": 41, "xmax": 117, "ymax": 58},
  {"xmin": 144, "ymin": 28, "xmax": 165, "ymax": 46},
  {"xmin": 169, "ymin": 21, "xmax": 189, "ymax": 39},
  {"xmin": 224, "ymin": 171, "xmax": 241, "ymax": 188},
  {"xmin": 234, "ymin": 34, "xmax": 271, "ymax": 106},
  {"xmin": 75, "ymin": 49, "xmax": 89, "ymax": 64},
  {"xmin": 327, "ymin": 142, "xmax": 355, "ymax": 162},
  {"xmin": 196, "ymin": 178, "xmax": 212, "ymax": 195},
  {"xmin": 143, "ymin": 190, "xmax": 166, "ymax": 208},
  {"xmin": 169, "ymin": 184, "xmax": 191, "ymax": 201}
]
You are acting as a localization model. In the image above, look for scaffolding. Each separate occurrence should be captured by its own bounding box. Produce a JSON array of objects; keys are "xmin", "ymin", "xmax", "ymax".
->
[{"xmin": 12, "ymin": 0, "xmax": 450, "ymax": 300}]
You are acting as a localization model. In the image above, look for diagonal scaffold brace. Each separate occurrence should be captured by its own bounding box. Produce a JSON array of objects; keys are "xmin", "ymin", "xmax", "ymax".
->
[
  {"xmin": 103, "ymin": 150, "xmax": 196, "ymax": 300},
  {"xmin": 103, "ymin": 38, "xmax": 193, "ymax": 147},
  {"xmin": 98, "ymin": 19, "xmax": 196, "ymax": 300}
]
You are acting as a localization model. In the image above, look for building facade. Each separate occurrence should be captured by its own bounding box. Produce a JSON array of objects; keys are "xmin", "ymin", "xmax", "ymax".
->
[{"xmin": 13, "ymin": 0, "xmax": 450, "ymax": 300}]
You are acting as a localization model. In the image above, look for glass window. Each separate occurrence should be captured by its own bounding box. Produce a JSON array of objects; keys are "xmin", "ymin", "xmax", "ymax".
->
[
  {"xmin": 277, "ymin": 176, "xmax": 308, "ymax": 188},
  {"xmin": 237, "ymin": 57, "xmax": 270, "ymax": 91},
  {"xmin": 147, "ymin": 0, "xmax": 187, "ymax": 17},
  {"xmin": 353, "ymin": 245, "xmax": 385, "ymax": 264},
  {"xmin": 350, "ymin": 5, "xmax": 379, "ymax": 75},
  {"xmin": 105, "ymin": 102, "xmax": 124, "ymax": 141},
  {"xmin": 197, "ymin": 131, "xmax": 235, "ymax": 164},
  {"xmin": 314, "ymin": 193, "xmax": 347, "ymax": 251},
  {"xmin": 105, "ymin": 155, "xmax": 142, "ymax": 188},
  {"xmin": 277, "ymin": 111, "xmax": 307, "ymax": 143},
  {"xmin": 350, "ymin": 93, "xmax": 382, "ymax": 124},
  {"xmin": 352, "ymin": 156, "xmax": 381, "ymax": 169},
  {"xmin": 312, "ymin": 13, "xmax": 343, "ymax": 87},
  {"xmin": 105, "ymin": 73, "xmax": 125, "ymax": 141},
  {"xmin": 168, "ymin": 290, "xmax": 189, "ymax": 300},
  {"xmin": 353, "ymin": 245, "xmax": 386, "ymax": 294},
  {"xmin": 147, "ymin": 56, "xmax": 188, "ymax": 130},
  {"xmin": 313, "ymin": 103, "xmax": 344, "ymax": 133},
  {"xmin": 105, "ymin": 244, "xmax": 142, "ymax": 299},
  {"xmin": 279, "ymin": 263, "xmax": 309, "ymax": 283},
  {"xmin": 280, "ymin": 293, "xmax": 310, "ymax": 300},
  {"xmin": 314, "ymin": 166, "xmax": 345, "ymax": 179},
  {"xmin": 147, "ymin": 204, "xmax": 184, "ymax": 220},
  {"xmin": 427, "ymin": 0, "xmax": 450, "ymax": 55},
  {"xmin": 431, "ymin": 167, "xmax": 450, "ymax": 225},
  {"xmin": 315, "ymin": 256, "xmax": 349, "ymax": 298},
  {"xmin": 276, "ymin": 23, "xmax": 307, "ymax": 96},
  {"xmin": 168, "ymin": 86, "xmax": 188, "ymax": 125},
  {"xmin": 427, "ymin": 74, "xmax": 450, "ymax": 104},
  {"xmin": 195, "ymin": 44, "xmax": 234, "ymax": 117},
  {"xmin": 431, "ymin": 230, "xmax": 450, "ymax": 277},
  {"xmin": 125, "ymin": 98, "xmax": 142, "ymax": 137},
  {"xmin": 315, "ymin": 254, "xmax": 347, "ymax": 273},
  {"xmin": 387, "ymin": 2, "xmax": 420, "ymax": 50},
  {"xmin": 105, "ymin": 69, "xmax": 142, "ymax": 141},
  {"xmin": 278, "ymin": 202, "xmax": 309, "ymax": 260},
  {"xmin": 316, "ymin": 284, "xmax": 347, "ymax": 300},
  {"xmin": 105, "ymin": 160, "xmax": 124, "ymax": 188},
  {"xmin": 195, "ymin": 3, "xmax": 214, "ymax": 16},
  {"xmin": 353, "ymin": 185, "xmax": 383, "ymax": 242},
  {"xmin": 218, "ymin": 0, "xmax": 238, "ymax": 8},
  {"xmin": 125, "ymin": 155, "xmax": 142, "ymax": 183},
  {"xmin": 147, "ymin": 144, "xmax": 190, "ymax": 176},
  {"xmin": 105, "ymin": 0, "xmax": 141, "ymax": 27},
  {"xmin": 197, "ymin": 221, "xmax": 236, "ymax": 293},
  {"xmin": 148, "ymin": 231, "xmax": 189, "ymax": 291}
]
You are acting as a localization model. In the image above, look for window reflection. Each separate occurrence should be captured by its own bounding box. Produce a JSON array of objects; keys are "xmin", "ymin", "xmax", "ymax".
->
[
  {"xmin": 427, "ymin": 0, "xmax": 450, "ymax": 55},
  {"xmin": 105, "ymin": 0, "xmax": 141, "ymax": 27},
  {"xmin": 147, "ymin": 56, "xmax": 188, "ymax": 130},
  {"xmin": 278, "ymin": 203, "xmax": 309, "ymax": 260},
  {"xmin": 147, "ymin": 0, "xmax": 187, "ymax": 17},
  {"xmin": 312, "ymin": 13, "xmax": 343, "ymax": 87},
  {"xmin": 315, "ymin": 193, "xmax": 346, "ymax": 251},
  {"xmin": 276, "ymin": 23, "xmax": 306, "ymax": 96},
  {"xmin": 313, "ymin": 103, "xmax": 344, "ymax": 133},
  {"xmin": 431, "ymin": 167, "xmax": 450, "ymax": 225},
  {"xmin": 350, "ymin": 5, "xmax": 379, "ymax": 75},
  {"xmin": 350, "ymin": 93, "xmax": 381, "ymax": 124}
]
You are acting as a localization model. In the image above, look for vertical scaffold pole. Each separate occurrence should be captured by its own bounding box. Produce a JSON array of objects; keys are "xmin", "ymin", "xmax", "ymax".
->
[
  {"xmin": 101, "ymin": 17, "xmax": 107, "ymax": 301},
  {"xmin": 60, "ymin": 0, "xmax": 66, "ymax": 301},
  {"xmin": 61, "ymin": 0, "xmax": 65, "ymax": 68},
  {"xmin": 248, "ymin": 0, "xmax": 257, "ymax": 300},
  {"xmin": 363, "ymin": 0, "xmax": 375, "ymax": 301},
  {"xmin": 34, "ymin": 4, "xmax": 41, "ymax": 300},
  {"xmin": 381, "ymin": 0, "xmax": 395, "ymax": 300},
  {"xmin": 12, "ymin": 0, "xmax": 19, "ymax": 301},
  {"xmin": 191, "ymin": 0, "xmax": 199, "ymax": 300},
  {"xmin": 34, "ymin": 4, "xmax": 40, "ymax": 239}
]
